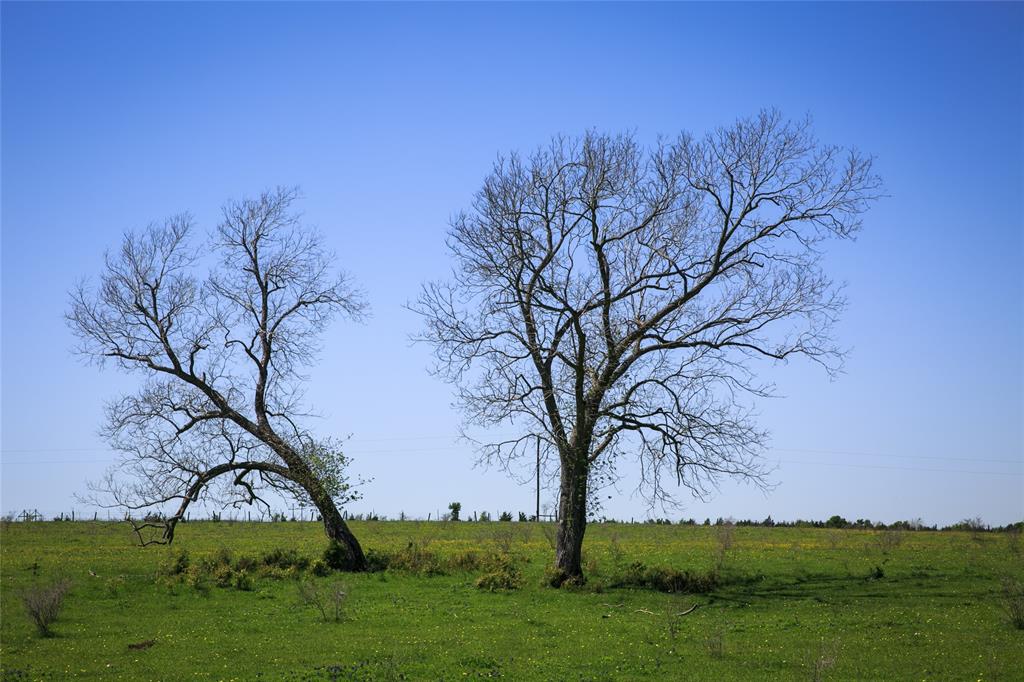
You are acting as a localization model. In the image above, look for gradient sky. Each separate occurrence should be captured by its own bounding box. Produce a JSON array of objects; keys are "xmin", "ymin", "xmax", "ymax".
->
[{"xmin": 2, "ymin": 2, "xmax": 1022, "ymax": 526}]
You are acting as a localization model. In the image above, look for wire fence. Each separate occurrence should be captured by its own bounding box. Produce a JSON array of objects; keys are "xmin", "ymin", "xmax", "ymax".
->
[{"xmin": 1, "ymin": 507, "xmax": 561, "ymax": 524}]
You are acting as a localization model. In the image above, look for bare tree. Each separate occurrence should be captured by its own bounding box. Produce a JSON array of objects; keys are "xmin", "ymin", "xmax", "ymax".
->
[
  {"xmin": 415, "ymin": 111, "xmax": 882, "ymax": 583},
  {"xmin": 69, "ymin": 187, "xmax": 369, "ymax": 569}
]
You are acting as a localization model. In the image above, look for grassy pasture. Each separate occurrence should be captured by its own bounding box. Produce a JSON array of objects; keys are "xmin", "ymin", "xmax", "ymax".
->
[{"xmin": 1, "ymin": 520, "xmax": 1021, "ymax": 680}]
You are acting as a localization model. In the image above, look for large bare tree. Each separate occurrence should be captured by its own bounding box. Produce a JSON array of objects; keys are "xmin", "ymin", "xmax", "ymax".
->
[
  {"xmin": 415, "ymin": 111, "xmax": 882, "ymax": 583},
  {"xmin": 69, "ymin": 187, "xmax": 369, "ymax": 569}
]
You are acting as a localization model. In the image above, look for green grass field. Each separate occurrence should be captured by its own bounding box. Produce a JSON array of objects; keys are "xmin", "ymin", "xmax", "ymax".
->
[{"xmin": 1, "ymin": 520, "xmax": 1021, "ymax": 680}]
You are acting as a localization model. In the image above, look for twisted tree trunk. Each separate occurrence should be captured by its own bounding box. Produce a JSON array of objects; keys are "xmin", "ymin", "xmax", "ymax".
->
[
  {"xmin": 306, "ymin": 482, "xmax": 366, "ymax": 570},
  {"xmin": 280, "ymin": 440, "xmax": 367, "ymax": 571}
]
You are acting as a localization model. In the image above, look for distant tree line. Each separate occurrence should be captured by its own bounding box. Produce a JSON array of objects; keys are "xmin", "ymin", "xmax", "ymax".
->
[
  {"xmin": 7, "ymin": 508, "xmax": 1021, "ymax": 533},
  {"xmin": 7, "ymin": 508, "xmax": 1020, "ymax": 533},
  {"xmin": 636, "ymin": 515, "xmax": 1023, "ymax": 532}
]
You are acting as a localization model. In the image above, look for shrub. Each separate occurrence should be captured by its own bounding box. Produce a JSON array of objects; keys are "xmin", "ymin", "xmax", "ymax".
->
[
  {"xmin": 298, "ymin": 580, "xmax": 348, "ymax": 622},
  {"xmin": 209, "ymin": 547, "xmax": 233, "ymax": 568},
  {"xmin": 542, "ymin": 566, "xmax": 586, "ymax": 589},
  {"xmin": 310, "ymin": 559, "xmax": 331, "ymax": 577},
  {"xmin": 259, "ymin": 565, "xmax": 301, "ymax": 581},
  {"xmin": 184, "ymin": 566, "xmax": 210, "ymax": 595},
  {"xmin": 612, "ymin": 561, "xmax": 718, "ymax": 593},
  {"xmin": 714, "ymin": 520, "xmax": 735, "ymax": 570},
  {"xmin": 321, "ymin": 541, "xmax": 376, "ymax": 571},
  {"xmin": 539, "ymin": 523, "xmax": 557, "ymax": 551},
  {"xmin": 543, "ymin": 566, "xmax": 570, "ymax": 588},
  {"xmin": 475, "ymin": 562, "xmax": 522, "ymax": 591},
  {"xmin": 498, "ymin": 511, "xmax": 513, "ymax": 522},
  {"xmin": 234, "ymin": 554, "xmax": 259, "ymax": 573},
  {"xmin": 261, "ymin": 548, "xmax": 309, "ymax": 571},
  {"xmin": 159, "ymin": 548, "xmax": 190, "ymax": 576},
  {"xmin": 448, "ymin": 502, "xmax": 461, "ymax": 521},
  {"xmin": 490, "ymin": 525, "xmax": 520, "ymax": 555},
  {"xmin": 322, "ymin": 541, "xmax": 351, "ymax": 571},
  {"xmin": 363, "ymin": 548, "xmax": 391, "ymax": 572},
  {"xmin": 21, "ymin": 579, "xmax": 71, "ymax": 637},
  {"xmin": 212, "ymin": 564, "xmax": 235, "ymax": 588},
  {"xmin": 449, "ymin": 550, "xmax": 484, "ymax": 572},
  {"xmin": 1002, "ymin": 577, "xmax": 1024, "ymax": 629},
  {"xmin": 388, "ymin": 541, "xmax": 445, "ymax": 575},
  {"xmin": 355, "ymin": 545, "xmax": 514, "ymax": 577},
  {"xmin": 233, "ymin": 570, "xmax": 254, "ymax": 592}
]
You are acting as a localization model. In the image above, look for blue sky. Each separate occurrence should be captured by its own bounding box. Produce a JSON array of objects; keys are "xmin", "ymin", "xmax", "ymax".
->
[{"xmin": 2, "ymin": 2, "xmax": 1021, "ymax": 525}]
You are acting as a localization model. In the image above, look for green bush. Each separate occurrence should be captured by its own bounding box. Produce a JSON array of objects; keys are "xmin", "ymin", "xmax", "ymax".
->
[
  {"xmin": 363, "ymin": 548, "xmax": 391, "ymax": 572},
  {"xmin": 388, "ymin": 541, "xmax": 445, "ymax": 575},
  {"xmin": 1001, "ymin": 577, "xmax": 1024, "ymax": 629},
  {"xmin": 261, "ymin": 547, "xmax": 309, "ymax": 571},
  {"xmin": 323, "ymin": 541, "xmax": 354, "ymax": 571},
  {"xmin": 159, "ymin": 548, "xmax": 190, "ymax": 576},
  {"xmin": 212, "ymin": 564, "xmax": 235, "ymax": 588},
  {"xmin": 543, "ymin": 566, "xmax": 577, "ymax": 588},
  {"xmin": 475, "ymin": 558, "xmax": 522, "ymax": 591},
  {"xmin": 154, "ymin": 549, "xmax": 266, "ymax": 592},
  {"xmin": 259, "ymin": 565, "xmax": 301, "ymax": 581},
  {"xmin": 209, "ymin": 547, "xmax": 233, "ymax": 567},
  {"xmin": 233, "ymin": 570, "xmax": 254, "ymax": 592},
  {"xmin": 183, "ymin": 566, "xmax": 210, "ymax": 596},
  {"xmin": 610, "ymin": 562, "xmax": 718, "ymax": 593},
  {"xmin": 449, "ymin": 550, "xmax": 484, "ymax": 572},
  {"xmin": 234, "ymin": 554, "xmax": 259, "ymax": 573}
]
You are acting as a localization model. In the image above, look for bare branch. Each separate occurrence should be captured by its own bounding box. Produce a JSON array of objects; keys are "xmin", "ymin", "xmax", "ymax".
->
[
  {"xmin": 68, "ymin": 188, "xmax": 370, "ymax": 567},
  {"xmin": 413, "ymin": 111, "xmax": 881, "ymax": 580}
]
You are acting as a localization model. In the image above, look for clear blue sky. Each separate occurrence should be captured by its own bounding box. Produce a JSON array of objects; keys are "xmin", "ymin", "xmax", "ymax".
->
[{"xmin": 2, "ymin": 2, "xmax": 1021, "ymax": 525}]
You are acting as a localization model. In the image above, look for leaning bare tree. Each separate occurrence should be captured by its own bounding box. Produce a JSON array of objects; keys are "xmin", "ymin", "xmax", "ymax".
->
[
  {"xmin": 69, "ymin": 187, "xmax": 369, "ymax": 569},
  {"xmin": 415, "ymin": 111, "xmax": 882, "ymax": 584}
]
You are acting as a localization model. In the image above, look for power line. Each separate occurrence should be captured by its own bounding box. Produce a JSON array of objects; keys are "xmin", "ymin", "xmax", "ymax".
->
[
  {"xmin": 769, "ymin": 446, "xmax": 1019, "ymax": 465},
  {"xmin": 2, "ymin": 451, "xmax": 1021, "ymax": 477},
  {"xmin": 775, "ymin": 459, "xmax": 1022, "ymax": 477},
  {"xmin": 2, "ymin": 442, "xmax": 1020, "ymax": 464}
]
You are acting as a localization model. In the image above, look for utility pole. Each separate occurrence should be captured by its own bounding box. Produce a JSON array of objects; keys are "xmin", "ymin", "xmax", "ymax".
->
[{"xmin": 535, "ymin": 436, "xmax": 541, "ymax": 522}]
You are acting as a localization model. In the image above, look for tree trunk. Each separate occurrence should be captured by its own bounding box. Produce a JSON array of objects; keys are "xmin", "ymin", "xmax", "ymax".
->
[
  {"xmin": 552, "ymin": 455, "xmax": 588, "ymax": 585},
  {"xmin": 319, "ymin": 502, "xmax": 366, "ymax": 570},
  {"xmin": 306, "ymin": 483, "xmax": 366, "ymax": 571}
]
